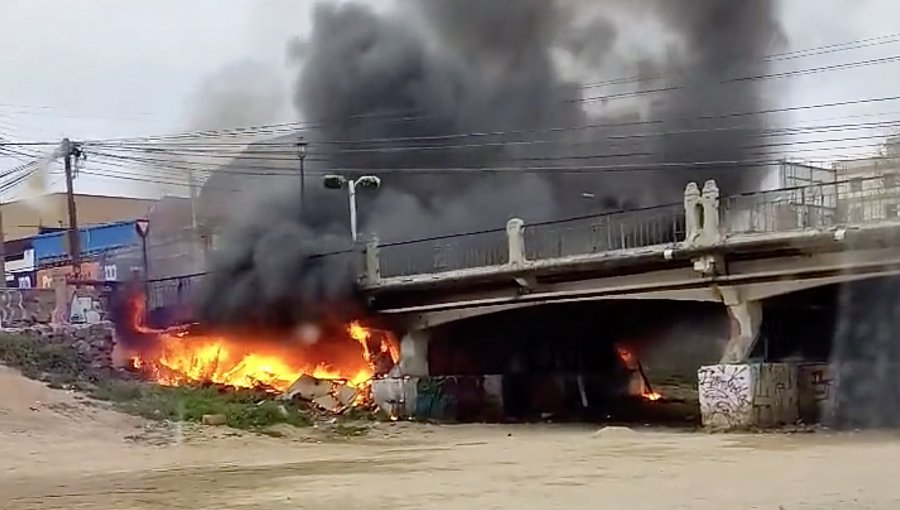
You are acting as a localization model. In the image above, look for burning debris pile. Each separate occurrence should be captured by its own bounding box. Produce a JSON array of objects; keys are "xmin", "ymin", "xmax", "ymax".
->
[{"xmin": 119, "ymin": 294, "xmax": 399, "ymax": 415}]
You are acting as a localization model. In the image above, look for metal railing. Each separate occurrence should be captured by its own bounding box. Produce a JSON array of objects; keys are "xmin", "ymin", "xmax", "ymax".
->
[
  {"xmin": 147, "ymin": 272, "xmax": 205, "ymax": 311},
  {"xmin": 379, "ymin": 228, "xmax": 510, "ymax": 278},
  {"xmin": 724, "ymin": 175, "xmax": 900, "ymax": 235},
  {"xmin": 525, "ymin": 204, "xmax": 685, "ymax": 260}
]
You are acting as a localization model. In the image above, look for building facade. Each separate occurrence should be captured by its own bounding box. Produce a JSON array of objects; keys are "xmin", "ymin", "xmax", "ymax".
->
[{"xmin": 1, "ymin": 193, "xmax": 158, "ymax": 241}]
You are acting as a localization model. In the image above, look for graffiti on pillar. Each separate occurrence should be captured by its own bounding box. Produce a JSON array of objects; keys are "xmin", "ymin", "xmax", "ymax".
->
[
  {"xmin": 698, "ymin": 364, "xmax": 752, "ymax": 428},
  {"xmin": 0, "ymin": 290, "xmax": 27, "ymax": 327}
]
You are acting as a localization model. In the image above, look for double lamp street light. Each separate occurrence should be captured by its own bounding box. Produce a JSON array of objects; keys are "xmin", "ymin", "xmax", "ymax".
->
[
  {"xmin": 323, "ymin": 174, "xmax": 382, "ymax": 242},
  {"xmin": 296, "ymin": 137, "xmax": 382, "ymax": 242}
]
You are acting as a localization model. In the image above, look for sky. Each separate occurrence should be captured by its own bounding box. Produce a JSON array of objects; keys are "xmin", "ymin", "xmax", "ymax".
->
[{"xmin": 1, "ymin": 0, "xmax": 899, "ymax": 200}]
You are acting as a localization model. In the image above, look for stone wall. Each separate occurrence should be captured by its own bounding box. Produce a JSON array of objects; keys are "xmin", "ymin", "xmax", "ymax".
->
[
  {"xmin": 0, "ymin": 288, "xmax": 57, "ymax": 326},
  {"xmin": 1, "ymin": 322, "xmax": 118, "ymax": 372},
  {"xmin": 0, "ymin": 283, "xmax": 115, "ymax": 328}
]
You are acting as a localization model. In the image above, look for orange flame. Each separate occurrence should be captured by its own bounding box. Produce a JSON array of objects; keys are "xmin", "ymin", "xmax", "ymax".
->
[
  {"xmin": 615, "ymin": 345, "xmax": 663, "ymax": 402},
  {"xmin": 126, "ymin": 296, "xmax": 398, "ymax": 393}
]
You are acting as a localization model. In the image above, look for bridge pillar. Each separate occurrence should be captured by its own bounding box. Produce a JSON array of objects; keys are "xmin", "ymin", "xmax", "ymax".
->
[
  {"xmin": 698, "ymin": 363, "xmax": 799, "ymax": 430},
  {"xmin": 506, "ymin": 218, "xmax": 526, "ymax": 265},
  {"xmin": 399, "ymin": 329, "xmax": 430, "ymax": 377},
  {"xmin": 721, "ymin": 298, "xmax": 763, "ymax": 364},
  {"xmin": 363, "ymin": 236, "xmax": 381, "ymax": 285}
]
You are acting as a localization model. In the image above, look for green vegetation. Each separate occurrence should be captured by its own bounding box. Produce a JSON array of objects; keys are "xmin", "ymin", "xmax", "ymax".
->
[
  {"xmin": 90, "ymin": 380, "xmax": 313, "ymax": 430},
  {"xmin": 0, "ymin": 333, "xmax": 312, "ymax": 432},
  {"xmin": 0, "ymin": 333, "xmax": 90, "ymax": 383}
]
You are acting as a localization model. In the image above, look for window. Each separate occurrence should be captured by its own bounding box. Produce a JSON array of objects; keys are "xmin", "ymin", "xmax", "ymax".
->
[
  {"xmin": 850, "ymin": 178, "xmax": 863, "ymax": 192},
  {"xmin": 885, "ymin": 174, "xmax": 900, "ymax": 188},
  {"xmin": 886, "ymin": 203, "xmax": 899, "ymax": 218}
]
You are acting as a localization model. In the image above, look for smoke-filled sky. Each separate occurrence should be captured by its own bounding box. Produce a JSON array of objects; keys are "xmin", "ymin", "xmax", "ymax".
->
[{"xmin": 2, "ymin": 0, "xmax": 900, "ymax": 202}]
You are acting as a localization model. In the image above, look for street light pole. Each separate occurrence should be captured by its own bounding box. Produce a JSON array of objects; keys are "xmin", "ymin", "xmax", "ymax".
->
[
  {"xmin": 323, "ymin": 174, "xmax": 381, "ymax": 242},
  {"xmin": 297, "ymin": 138, "xmax": 307, "ymax": 212},
  {"xmin": 135, "ymin": 219, "xmax": 151, "ymax": 323},
  {"xmin": 347, "ymin": 179, "xmax": 359, "ymax": 242}
]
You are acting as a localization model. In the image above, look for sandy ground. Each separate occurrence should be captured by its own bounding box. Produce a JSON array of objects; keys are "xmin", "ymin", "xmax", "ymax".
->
[{"xmin": 3, "ymin": 366, "xmax": 900, "ymax": 510}]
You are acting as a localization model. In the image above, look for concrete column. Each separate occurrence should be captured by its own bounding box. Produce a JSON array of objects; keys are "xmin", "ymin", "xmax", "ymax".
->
[
  {"xmin": 683, "ymin": 182, "xmax": 701, "ymax": 245},
  {"xmin": 399, "ymin": 329, "xmax": 430, "ymax": 377},
  {"xmin": 698, "ymin": 363, "xmax": 799, "ymax": 430},
  {"xmin": 364, "ymin": 236, "xmax": 380, "ymax": 285},
  {"xmin": 506, "ymin": 218, "xmax": 526, "ymax": 265},
  {"xmin": 720, "ymin": 299, "xmax": 763, "ymax": 364}
]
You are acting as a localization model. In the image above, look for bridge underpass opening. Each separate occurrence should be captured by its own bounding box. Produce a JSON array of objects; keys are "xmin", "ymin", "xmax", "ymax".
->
[{"xmin": 421, "ymin": 300, "xmax": 729, "ymax": 425}]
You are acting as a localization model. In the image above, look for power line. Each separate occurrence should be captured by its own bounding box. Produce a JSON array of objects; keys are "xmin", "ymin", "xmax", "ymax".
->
[
  {"xmin": 83, "ymin": 141, "xmax": 888, "ymax": 183},
  {"xmin": 580, "ymin": 32, "xmax": 900, "ymax": 89},
  {"xmin": 88, "ymin": 118, "xmax": 900, "ymax": 162},
  {"xmin": 7, "ymin": 87, "xmax": 900, "ymax": 154},
  {"xmin": 80, "ymin": 118, "xmax": 900, "ymax": 178},
  {"xmin": 79, "ymin": 146, "xmax": 892, "ymax": 187},
  {"xmin": 65, "ymin": 49, "xmax": 900, "ymax": 146},
  {"xmin": 579, "ymin": 54, "xmax": 900, "ymax": 103},
  {"xmin": 76, "ymin": 93, "xmax": 900, "ymax": 156}
]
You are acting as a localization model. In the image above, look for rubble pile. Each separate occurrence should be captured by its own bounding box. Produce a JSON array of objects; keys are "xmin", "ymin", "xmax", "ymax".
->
[{"xmin": 280, "ymin": 374, "xmax": 361, "ymax": 415}]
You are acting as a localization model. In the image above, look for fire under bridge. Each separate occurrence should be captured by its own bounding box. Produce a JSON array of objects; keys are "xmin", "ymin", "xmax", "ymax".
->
[{"xmin": 358, "ymin": 174, "xmax": 900, "ymax": 368}]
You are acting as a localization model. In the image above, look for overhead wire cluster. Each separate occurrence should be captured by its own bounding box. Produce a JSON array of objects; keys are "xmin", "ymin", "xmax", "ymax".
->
[{"xmin": 0, "ymin": 32, "xmax": 899, "ymax": 207}]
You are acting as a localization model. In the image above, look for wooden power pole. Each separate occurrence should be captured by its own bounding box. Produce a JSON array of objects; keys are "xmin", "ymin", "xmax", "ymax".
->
[{"xmin": 62, "ymin": 138, "xmax": 81, "ymax": 268}]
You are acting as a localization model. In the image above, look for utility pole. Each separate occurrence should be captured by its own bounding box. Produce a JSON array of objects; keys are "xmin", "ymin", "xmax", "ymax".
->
[
  {"xmin": 62, "ymin": 138, "xmax": 81, "ymax": 269},
  {"xmin": 187, "ymin": 169, "xmax": 203, "ymax": 268},
  {"xmin": 297, "ymin": 137, "xmax": 307, "ymax": 213},
  {"xmin": 187, "ymin": 169, "xmax": 198, "ymax": 231}
]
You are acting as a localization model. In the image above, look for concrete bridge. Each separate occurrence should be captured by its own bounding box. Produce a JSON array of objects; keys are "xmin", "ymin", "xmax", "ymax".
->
[{"xmin": 360, "ymin": 175, "xmax": 900, "ymax": 427}]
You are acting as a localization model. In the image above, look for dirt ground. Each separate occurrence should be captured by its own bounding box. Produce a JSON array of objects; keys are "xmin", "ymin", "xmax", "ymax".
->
[{"xmin": 3, "ymin": 366, "xmax": 900, "ymax": 510}]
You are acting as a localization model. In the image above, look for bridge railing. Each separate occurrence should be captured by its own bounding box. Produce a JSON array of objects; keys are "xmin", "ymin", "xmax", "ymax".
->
[
  {"xmin": 724, "ymin": 174, "xmax": 900, "ymax": 234},
  {"xmin": 524, "ymin": 204, "xmax": 685, "ymax": 260},
  {"xmin": 373, "ymin": 204, "xmax": 686, "ymax": 280},
  {"xmin": 724, "ymin": 181, "xmax": 840, "ymax": 234},
  {"xmin": 378, "ymin": 228, "xmax": 510, "ymax": 278}
]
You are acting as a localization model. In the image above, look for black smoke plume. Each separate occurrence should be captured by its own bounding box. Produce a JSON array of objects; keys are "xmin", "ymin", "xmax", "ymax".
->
[
  {"xmin": 829, "ymin": 276, "xmax": 900, "ymax": 428},
  {"xmin": 197, "ymin": 0, "xmax": 785, "ymax": 329}
]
